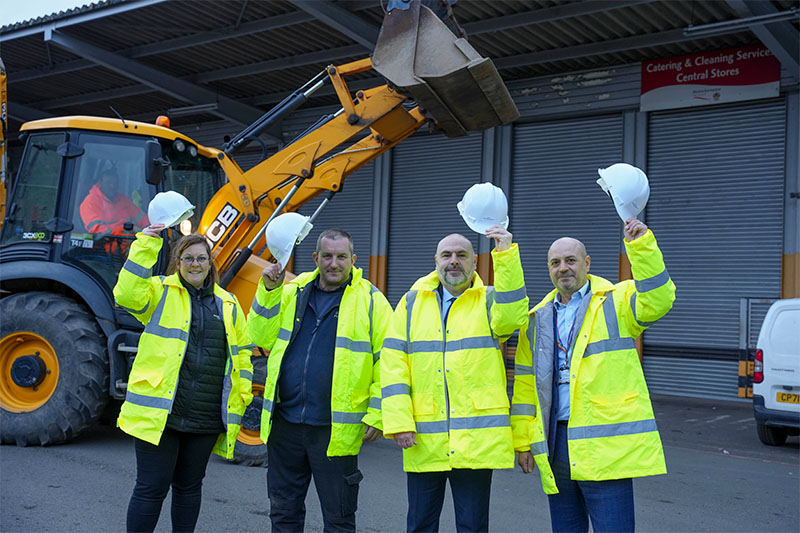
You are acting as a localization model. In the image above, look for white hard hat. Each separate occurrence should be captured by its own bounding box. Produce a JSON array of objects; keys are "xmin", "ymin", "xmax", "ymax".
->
[
  {"xmin": 147, "ymin": 191, "xmax": 195, "ymax": 228},
  {"xmin": 596, "ymin": 163, "xmax": 650, "ymax": 221},
  {"xmin": 265, "ymin": 212, "xmax": 313, "ymax": 268},
  {"xmin": 457, "ymin": 182, "xmax": 509, "ymax": 234}
]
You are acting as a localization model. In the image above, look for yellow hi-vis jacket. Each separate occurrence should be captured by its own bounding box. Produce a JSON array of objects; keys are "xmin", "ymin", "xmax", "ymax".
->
[
  {"xmin": 113, "ymin": 234, "xmax": 254, "ymax": 459},
  {"xmin": 381, "ymin": 244, "xmax": 528, "ymax": 472},
  {"xmin": 247, "ymin": 266, "xmax": 392, "ymax": 456},
  {"xmin": 511, "ymin": 230, "xmax": 675, "ymax": 490}
]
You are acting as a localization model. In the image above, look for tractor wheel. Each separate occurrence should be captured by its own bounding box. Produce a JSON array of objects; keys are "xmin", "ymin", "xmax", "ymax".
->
[
  {"xmin": 231, "ymin": 355, "xmax": 268, "ymax": 466},
  {"xmin": 0, "ymin": 292, "xmax": 109, "ymax": 446}
]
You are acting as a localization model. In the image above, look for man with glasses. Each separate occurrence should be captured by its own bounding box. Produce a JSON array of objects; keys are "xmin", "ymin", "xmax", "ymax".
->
[
  {"xmin": 512, "ymin": 218, "xmax": 676, "ymax": 533},
  {"xmin": 248, "ymin": 228, "xmax": 392, "ymax": 532}
]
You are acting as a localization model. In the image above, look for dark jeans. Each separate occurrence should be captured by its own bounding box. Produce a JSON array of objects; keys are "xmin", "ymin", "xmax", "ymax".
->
[
  {"xmin": 267, "ymin": 414, "xmax": 362, "ymax": 533},
  {"xmin": 406, "ymin": 469, "xmax": 493, "ymax": 533},
  {"xmin": 127, "ymin": 429, "xmax": 218, "ymax": 533},
  {"xmin": 548, "ymin": 422, "xmax": 635, "ymax": 533}
]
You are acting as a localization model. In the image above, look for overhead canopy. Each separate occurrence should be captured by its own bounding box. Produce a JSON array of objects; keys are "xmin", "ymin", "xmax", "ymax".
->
[{"xmin": 0, "ymin": 0, "xmax": 797, "ymax": 136}]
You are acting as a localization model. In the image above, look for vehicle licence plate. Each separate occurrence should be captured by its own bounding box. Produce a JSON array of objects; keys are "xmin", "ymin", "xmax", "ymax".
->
[{"xmin": 776, "ymin": 392, "xmax": 800, "ymax": 404}]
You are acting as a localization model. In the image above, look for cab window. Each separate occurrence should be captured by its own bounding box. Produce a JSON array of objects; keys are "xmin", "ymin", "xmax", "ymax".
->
[
  {"xmin": 0, "ymin": 132, "xmax": 65, "ymax": 246},
  {"xmin": 63, "ymin": 134, "xmax": 155, "ymax": 290}
]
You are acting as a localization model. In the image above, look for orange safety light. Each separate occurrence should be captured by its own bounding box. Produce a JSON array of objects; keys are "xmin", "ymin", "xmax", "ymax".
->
[{"xmin": 155, "ymin": 115, "xmax": 171, "ymax": 128}]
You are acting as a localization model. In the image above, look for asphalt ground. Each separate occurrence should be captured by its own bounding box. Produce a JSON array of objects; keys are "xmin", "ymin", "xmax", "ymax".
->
[{"xmin": 1, "ymin": 394, "xmax": 798, "ymax": 532}]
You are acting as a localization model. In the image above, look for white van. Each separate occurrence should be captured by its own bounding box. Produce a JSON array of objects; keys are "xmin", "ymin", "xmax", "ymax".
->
[{"xmin": 752, "ymin": 298, "xmax": 800, "ymax": 446}]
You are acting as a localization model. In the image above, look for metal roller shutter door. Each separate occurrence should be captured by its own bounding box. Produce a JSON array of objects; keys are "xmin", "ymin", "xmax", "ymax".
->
[
  {"xmin": 293, "ymin": 163, "xmax": 375, "ymax": 274},
  {"xmin": 386, "ymin": 133, "xmax": 484, "ymax": 306},
  {"xmin": 510, "ymin": 115, "xmax": 624, "ymax": 301},
  {"xmin": 644, "ymin": 99, "xmax": 786, "ymax": 398}
]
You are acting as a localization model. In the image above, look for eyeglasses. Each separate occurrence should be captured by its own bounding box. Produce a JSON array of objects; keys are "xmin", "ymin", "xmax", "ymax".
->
[{"xmin": 180, "ymin": 255, "xmax": 209, "ymax": 265}]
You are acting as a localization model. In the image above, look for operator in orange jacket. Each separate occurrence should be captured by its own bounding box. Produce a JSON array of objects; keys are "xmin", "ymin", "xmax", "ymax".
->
[{"xmin": 80, "ymin": 170, "xmax": 148, "ymax": 235}]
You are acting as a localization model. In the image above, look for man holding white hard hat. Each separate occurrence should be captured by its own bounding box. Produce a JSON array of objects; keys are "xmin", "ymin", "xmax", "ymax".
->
[
  {"xmin": 248, "ymin": 221, "xmax": 392, "ymax": 532},
  {"xmin": 512, "ymin": 164, "xmax": 677, "ymax": 532},
  {"xmin": 381, "ymin": 182, "xmax": 529, "ymax": 531}
]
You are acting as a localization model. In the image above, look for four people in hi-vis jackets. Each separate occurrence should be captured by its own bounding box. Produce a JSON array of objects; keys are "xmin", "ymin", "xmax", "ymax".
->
[{"xmin": 116, "ymin": 215, "xmax": 674, "ymax": 533}]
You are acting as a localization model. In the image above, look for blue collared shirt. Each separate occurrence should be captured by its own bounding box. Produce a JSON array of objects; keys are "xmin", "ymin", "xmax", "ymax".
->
[
  {"xmin": 441, "ymin": 286, "xmax": 457, "ymax": 322},
  {"xmin": 553, "ymin": 279, "xmax": 590, "ymax": 421}
]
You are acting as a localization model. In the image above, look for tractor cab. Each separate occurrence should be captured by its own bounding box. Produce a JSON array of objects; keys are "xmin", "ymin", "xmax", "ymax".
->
[{"xmin": 1, "ymin": 117, "xmax": 223, "ymax": 295}]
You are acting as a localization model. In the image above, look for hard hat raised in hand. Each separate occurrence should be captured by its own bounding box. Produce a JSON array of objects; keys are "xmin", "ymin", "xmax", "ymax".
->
[
  {"xmin": 457, "ymin": 182, "xmax": 509, "ymax": 234},
  {"xmin": 265, "ymin": 212, "xmax": 314, "ymax": 268},
  {"xmin": 147, "ymin": 191, "xmax": 195, "ymax": 228},
  {"xmin": 596, "ymin": 163, "xmax": 650, "ymax": 221}
]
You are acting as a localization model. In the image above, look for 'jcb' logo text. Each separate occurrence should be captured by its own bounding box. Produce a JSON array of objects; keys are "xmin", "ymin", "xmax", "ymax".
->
[{"xmin": 205, "ymin": 203, "xmax": 240, "ymax": 247}]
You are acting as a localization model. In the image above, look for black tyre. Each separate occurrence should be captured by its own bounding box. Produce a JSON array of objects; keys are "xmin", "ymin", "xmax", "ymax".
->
[
  {"xmin": 230, "ymin": 355, "xmax": 268, "ymax": 466},
  {"xmin": 0, "ymin": 292, "xmax": 109, "ymax": 446},
  {"xmin": 756, "ymin": 421, "xmax": 788, "ymax": 446}
]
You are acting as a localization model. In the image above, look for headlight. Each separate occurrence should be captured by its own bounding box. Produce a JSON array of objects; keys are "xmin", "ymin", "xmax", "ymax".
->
[
  {"xmin": 188, "ymin": 144, "xmax": 198, "ymax": 157},
  {"xmin": 179, "ymin": 219, "xmax": 192, "ymax": 236},
  {"xmin": 172, "ymin": 139, "xmax": 186, "ymax": 152}
]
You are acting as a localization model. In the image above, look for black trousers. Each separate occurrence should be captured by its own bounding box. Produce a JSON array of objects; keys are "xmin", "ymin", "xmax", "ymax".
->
[
  {"xmin": 126, "ymin": 429, "xmax": 218, "ymax": 533},
  {"xmin": 267, "ymin": 414, "xmax": 362, "ymax": 533},
  {"xmin": 406, "ymin": 469, "xmax": 493, "ymax": 533}
]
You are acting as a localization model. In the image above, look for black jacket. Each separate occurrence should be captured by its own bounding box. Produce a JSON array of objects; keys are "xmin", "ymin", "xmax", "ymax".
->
[{"xmin": 166, "ymin": 275, "xmax": 227, "ymax": 434}]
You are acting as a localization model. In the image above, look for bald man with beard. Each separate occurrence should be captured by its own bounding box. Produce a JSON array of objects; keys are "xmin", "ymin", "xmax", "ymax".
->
[
  {"xmin": 381, "ymin": 227, "xmax": 529, "ymax": 532},
  {"xmin": 511, "ymin": 217, "xmax": 676, "ymax": 533}
]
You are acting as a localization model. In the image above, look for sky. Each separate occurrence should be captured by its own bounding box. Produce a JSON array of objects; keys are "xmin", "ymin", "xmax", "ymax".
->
[{"xmin": 0, "ymin": 0, "xmax": 90, "ymax": 27}]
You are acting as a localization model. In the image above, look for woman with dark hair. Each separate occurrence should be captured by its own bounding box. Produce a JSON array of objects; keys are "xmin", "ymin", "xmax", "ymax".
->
[{"xmin": 113, "ymin": 222, "xmax": 254, "ymax": 533}]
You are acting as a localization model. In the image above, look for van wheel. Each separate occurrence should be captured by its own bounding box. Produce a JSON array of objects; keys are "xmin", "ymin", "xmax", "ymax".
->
[
  {"xmin": 230, "ymin": 356, "xmax": 268, "ymax": 467},
  {"xmin": 756, "ymin": 422, "xmax": 788, "ymax": 446}
]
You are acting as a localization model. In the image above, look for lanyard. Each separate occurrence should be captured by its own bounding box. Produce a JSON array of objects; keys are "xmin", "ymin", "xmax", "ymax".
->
[{"xmin": 553, "ymin": 304, "xmax": 578, "ymax": 369}]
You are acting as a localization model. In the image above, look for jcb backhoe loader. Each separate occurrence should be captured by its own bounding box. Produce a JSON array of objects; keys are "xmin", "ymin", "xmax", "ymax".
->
[{"xmin": 0, "ymin": 0, "xmax": 518, "ymax": 464}]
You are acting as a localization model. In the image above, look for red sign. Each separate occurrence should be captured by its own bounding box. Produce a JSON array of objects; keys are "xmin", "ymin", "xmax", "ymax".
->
[{"xmin": 641, "ymin": 44, "xmax": 780, "ymax": 112}]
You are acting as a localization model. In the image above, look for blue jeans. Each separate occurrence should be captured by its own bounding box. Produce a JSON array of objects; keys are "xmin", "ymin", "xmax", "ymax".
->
[
  {"xmin": 548, "ymin": 422, "xmax": 635, "ymax": 533},
  {"xmin": 406, "ymin": 469, "xmax": 492, "ymax": 533}
]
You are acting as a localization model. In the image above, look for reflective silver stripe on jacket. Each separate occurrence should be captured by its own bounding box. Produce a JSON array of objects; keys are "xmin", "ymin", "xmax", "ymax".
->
[
  {"xmin": 227, "ymin": 413, "xmax": 243, "ymax": 425},
  {"xmin": 635, "ymin": 269, "xmax": 670, "ymax": 293},
  {"xmin": 143, "ymin": 290, "xmax": 189, "ymax": 342},
  {"xmin": 252, "ymin": 296, "xmax": 280, "ymax": 320},
  {"xmin": 450, "ymin": 414, "xmax": 509, "ymax": 430},
  {"xmin": 530, "ymin": 439, "xmax": 548, "ymax": 456},
  {"xmin": 240, "ymin": 369, "xmax": 253, "ymax": 381},
  {"xmin": 416, "ymin": 420, "xmax": 448, "ymax": 434},
  {"xmin": 415, "ymin": 414, "xmax": 510, "ymax": 433},
  {"xmin": 123, "ymin": 258, "xmax": 152, "ymax": 279},
  {"xmin": 383, "ymin": 337, "xmax": 407, "ymax": 351},
  {"xmin": 583, "ymin": 293, "xmax": 634, "ymax": 358},
  {"xmin": 510, "ymin": 403, "xmax": 536, "ymax": 416},
  {"xmin": 514, "ymin": 363, "xmax": 533, "ymax": 376},
  {"xmin": 119, "ymin": 301, "xmax": 149, "ymax": 316},
  {"xmin": 264, "ymin": 398, "xmax": 274, "ymax": 413},
  {"xmin": 332, "ymin": 411, "xmax": 367, "ymax": 424},
  {"xmin": 568, "ymin": 419, "xmax": 659, "ymax": 440},
  {"xmin": 495, "ymin": 286, "xmax": 527, "ymax": 304},
  {"xmin": 277, "ymin": 328, "xmax": 291, "ymax": 341},
  {"xmin": 399, "ymin": 335, "xmax": 500, "ymax": 355},
  {"xmin": 406, "ymin": 290, "xmax": 418, "ymax": 342},
  {"xmin": 125, "ymin": 390, "xmax": 172, "ymax": 410},
  {"xmin": 369, "ymin": 397, "xmax": 381, "ymax": 410},
  {"xmin": 629, "ymin": 293, "xmax": 657, "ymax": 327},
  {"xmin": 336, "ymin": 337, "xmax": 371, "ymax": 356},
  {"xmin": 369, "ymin": 284, "xmax": 379, "ymax": 363},
  {"xmin": 382, "ymin": 383, "xmax": 411, "ymax": 398},
  {"xmin": 218, "ymin": 294, "xmax": 234, "ymax": 428}
]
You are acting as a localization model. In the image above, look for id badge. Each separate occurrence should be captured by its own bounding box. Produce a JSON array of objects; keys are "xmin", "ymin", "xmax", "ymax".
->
[{"xmin": 558, "ymin": 368, "xmax": 571, "ymax": 385}]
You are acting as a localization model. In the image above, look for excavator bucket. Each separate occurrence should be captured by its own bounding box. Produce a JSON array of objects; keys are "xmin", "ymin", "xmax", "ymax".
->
[{"xmin": 372, "ymin": 0, "xmax": 519, "ymax": 137}]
